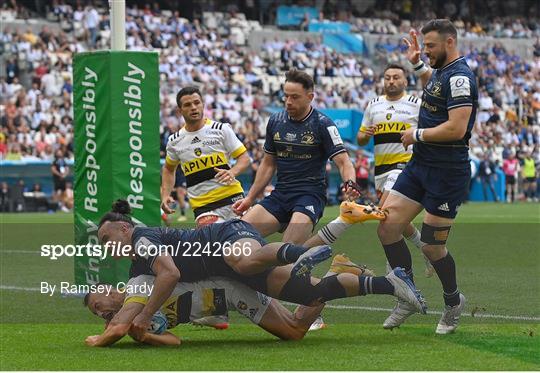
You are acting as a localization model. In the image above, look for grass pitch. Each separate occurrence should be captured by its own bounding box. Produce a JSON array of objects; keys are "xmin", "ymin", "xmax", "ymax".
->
[{"xmin": 1, "ymin": 203, "xmax": 539, "ymax": 370}]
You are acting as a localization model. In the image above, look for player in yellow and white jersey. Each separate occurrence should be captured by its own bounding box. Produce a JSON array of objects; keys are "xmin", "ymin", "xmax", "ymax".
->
[
  {"xmin": 161, "ymin": 86, "xmax": 250, "ymax": 227},
  {"xmin": 84, "ymin": 274, "xmax": 324, "ymax": 346},
  {"xmin": 357, "ymin": 64, "xmax": 434, "ymax": 277}
]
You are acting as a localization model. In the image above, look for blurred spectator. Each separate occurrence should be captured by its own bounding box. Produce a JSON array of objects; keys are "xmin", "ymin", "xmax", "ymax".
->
[
  {"xmin": 354, "ymin": 150, "xmax": 370, "ymax": 196},
  {"xmin": 5, "ymin": 57, "xmax": 19, "ymax": 84},
  {"xmin": 31, "ymin": 183, "xmax": 42, "ymax": 192},
  {"xmin": 478, "ymin": 154, "xmax": 499, "ymax": 202},
  {"xmin": 502, "ymin": 151, "xmax": 520, "ymax": 202},
  {"xmin": 0, "ymin": 182, "xmax": 9, "ymax": 212},
  {"xmin": 84, "ymin": 4, "xmax": 100, "ymax": 48},
  {"xmin": 522, "ymin": 152, "xmax": 538, "ymax": 201},
  {"xmin": 63, "ymin": 181, "xmax": 74, "ymax": 210},
  {"xmin": 8, "ymin": 179, "xmax": 26, "ymax": 212},
  {"xmin": 51, "ymin": 149, "xmax": 69, "ymax": 211}
]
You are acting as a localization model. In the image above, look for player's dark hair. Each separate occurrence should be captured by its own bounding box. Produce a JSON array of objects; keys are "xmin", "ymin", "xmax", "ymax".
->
[
  {"xmin": 176, "ymin": 86, "xmax": 202, "ymax": 107},
  {"xmin": 384, "ymin": 64, "xmax": 406, "ymax": 74},
  {"xmin": 83, "ymin": 283, "xmax": 113, "ymax": 307},
  {"xmin": 98, "ymin": 199, "xmax": 134, "ymax": 228},
  {"xmin": 285, "ymin": 68, "xmax": 314, "ymax": 91},
  {"xmin": 421, "ymin": 19, "xmax": 458, "ymax": 40}
]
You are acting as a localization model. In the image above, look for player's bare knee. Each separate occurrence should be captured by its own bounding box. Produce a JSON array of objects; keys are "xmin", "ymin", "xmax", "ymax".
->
[
  {"xmin": 422, "ymin": 244, "xmax": 447, "ymax": 261},
  {"xmin": 377, "ymin": 220, "xmax": 400, "ymax": 241}
]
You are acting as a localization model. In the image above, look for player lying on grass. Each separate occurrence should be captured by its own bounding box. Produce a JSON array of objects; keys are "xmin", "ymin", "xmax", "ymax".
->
[
  {"xmin": 84, "ymin": 275, "xmax": 321, "ymax": 346},
  {"xmin": 84, "ymin": 253, "xmax": 417, "ymax": 347},
  {"xmin": 97, "ymin": 200, "xmax": 427, "ymax": 341},
  {"xmin": 85, "ymin": 254, "xmax": 364, "ymax": 347}
]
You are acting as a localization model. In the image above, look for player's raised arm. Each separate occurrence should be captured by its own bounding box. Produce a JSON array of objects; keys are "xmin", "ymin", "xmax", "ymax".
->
[{"xmin": 403, "ymin": 29, "xmax": 432, "ymax": 87}]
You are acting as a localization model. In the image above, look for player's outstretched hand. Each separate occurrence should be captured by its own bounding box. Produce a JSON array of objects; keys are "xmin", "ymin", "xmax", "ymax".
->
[
  {"xmin": 161, "ymin": 196, "xmax": 176, "ymax": 214},
  {"xmin": 131, "ymin": 313, "xmax": 151, "ymax": 341},
  {"xmin": 400, "ymin": 128, "xmax": 415, "ymax": 149},
  {"xmin": 232, "ymin": 197, "xmax": 252, "ymax": 215},
  {"xmin": 85, "ymin": 335, "xmax": 100, "ymax": 347},
  {"xmin": 403, "ymin": 29, "xmax": 421, "ymax": 65},
  {"xmin": 214, "ymin": 167, "xmax": 236, "ymax": 184}
]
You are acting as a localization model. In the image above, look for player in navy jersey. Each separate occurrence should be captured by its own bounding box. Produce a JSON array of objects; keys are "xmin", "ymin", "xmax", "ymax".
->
[
  {"xmin": 233, "ymin": 69, "xmax": 361, "ymax": 245},
  {"xmin": 96, "ymin": 200, "xmax": 426, "ymax": 342},
  {"xmin": 378, "ymin": 20, "xmax": 477, "ymax": 334}
]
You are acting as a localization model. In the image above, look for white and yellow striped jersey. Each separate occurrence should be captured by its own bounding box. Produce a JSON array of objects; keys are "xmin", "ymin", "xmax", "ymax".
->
[
  {"xmin": 124, "ymin": 275, "xmax": 271, "ymax": 328},
  {"xmin": 165, "ymin": 118, "xmax": 247, "ymax": 218},
  {"xmin": 360, "ymin": 94, "xmax": 420, "ymax": 176}
]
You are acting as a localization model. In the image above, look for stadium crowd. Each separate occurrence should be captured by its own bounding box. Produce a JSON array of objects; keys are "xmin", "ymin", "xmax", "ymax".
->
[{"xmin": 1, "ymin": 1, "xmax": 539, "ymax": 210}]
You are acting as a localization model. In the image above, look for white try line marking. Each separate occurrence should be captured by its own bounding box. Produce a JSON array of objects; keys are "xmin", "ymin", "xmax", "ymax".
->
[
  {"xmin": 1, "ymin": 250, "xmax": 40, "ymax": 254},
  {"xmin": 1, "ymin": 285, "xmax": 538, "ymax": 322},
  {"xmin": 0, "ymin": 285, "xmax": 41, "ymax": 291},
  {"xmin": 317, "ymin": 303, "xmax": 540, "ymax": 322}
]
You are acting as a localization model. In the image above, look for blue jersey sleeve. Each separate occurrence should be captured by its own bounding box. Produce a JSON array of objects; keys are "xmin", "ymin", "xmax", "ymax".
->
[
  {"xmin": 445, "ymin": 72, "xmax": 475, "ymax": 111},
  {"xmin": 263, "ymin": 115, "xmax": 276, "ymax": 154},
  {"xmin": 320, "ymin": 117, "xmax": 346, "ymax": 159},
  {"xmin": 132, "ymin": 227, "xmax": 167, "ymax": 270}
]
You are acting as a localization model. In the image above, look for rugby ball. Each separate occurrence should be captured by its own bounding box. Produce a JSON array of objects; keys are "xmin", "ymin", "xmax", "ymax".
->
[{"xmin": 148, "ymin": 311, "xmax": 168, "ymax": 335}]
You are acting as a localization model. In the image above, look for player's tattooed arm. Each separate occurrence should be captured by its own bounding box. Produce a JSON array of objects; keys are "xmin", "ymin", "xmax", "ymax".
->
[
  {"xmin": 130, "ymin": 255, "xmax": 180, "ymax": 341},
  {"xmin": 85, "ymin": 302, "xmax": 143, "ymax": 347}
]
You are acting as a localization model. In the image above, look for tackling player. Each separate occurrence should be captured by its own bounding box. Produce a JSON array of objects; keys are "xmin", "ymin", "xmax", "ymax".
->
[
  {"xmin": 357, "ymin": 64, "xmax": 434, "ymax": 277},
  {"xmin": 161, "ymin": 86, "xmax": 250, "ymax": 227},
  {"xmin": 84, "ymin": 253, "xmax": 371, "ymax": 346},
  {"xmin": 85, "ymin": 257, "xmax": 425, "ymax": 347},
  {"xmin": 97, "ymin": 199, "xmax": 426, "ymax": 340},
  {"xmin": 378, "ymin": 20, "xmax": 477, "ymax": 334}
]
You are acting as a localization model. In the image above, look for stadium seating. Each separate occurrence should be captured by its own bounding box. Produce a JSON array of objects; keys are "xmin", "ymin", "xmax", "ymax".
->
[{"xmin": 1, "ymin": 1, "xmax": 539, "ymax": 208}]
